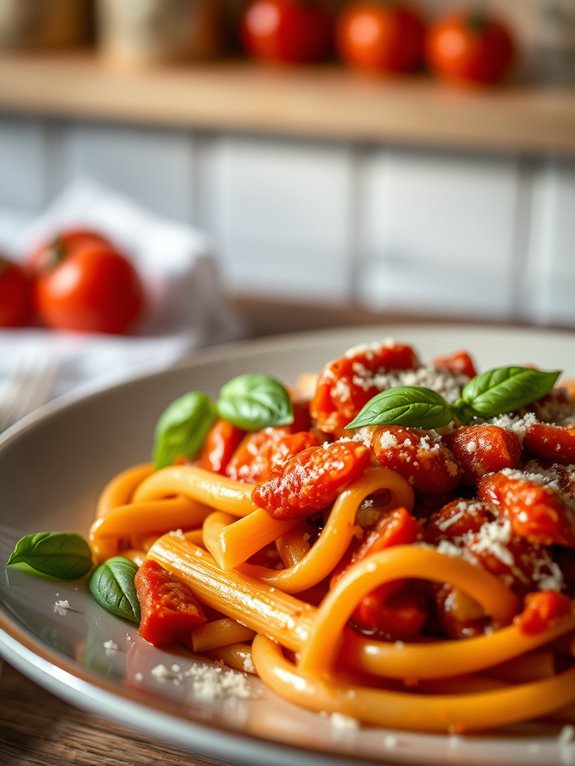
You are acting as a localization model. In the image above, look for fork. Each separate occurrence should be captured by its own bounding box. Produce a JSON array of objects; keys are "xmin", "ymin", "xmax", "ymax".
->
[{"xmin": 0, "ymin": 354, "xmax": 59, "ymax": 433}]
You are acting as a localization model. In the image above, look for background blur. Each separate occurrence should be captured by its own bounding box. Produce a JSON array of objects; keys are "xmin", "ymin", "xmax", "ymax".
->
[{"xmin": 0, "ymin": 0, "xmax": 574, "ymax": 336}]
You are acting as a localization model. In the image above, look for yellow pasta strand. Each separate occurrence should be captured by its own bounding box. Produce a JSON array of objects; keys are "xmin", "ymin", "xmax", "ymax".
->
[
  {"xmin": 298, "ymin": 545, "xmax": 519, "ymax": 677},
  {"xmin": 90, "ymin": 497, "xmax": 210, "ymax": 540},
  {"xmin": 89, "ymin": 496, "xmax": 211, "ymax": 562},
  {"xmin": 97, "ymin": 463, "xmax": 154, "ymax": 518},
  {"xmin": 276, "ymin": 524, "xmax": 312, "ymax": 568},
  {"xmin": 343, "ymin": 614, "xmax": 575, "ymax": 681},
  {"xmin": 210, "ymin": 643, "xmax": 255, "ymax": 674},
  {"xmin": 203, "ymin": 510, "xmax": 300, "ymax": 570},
  {"xmin": 148, "ymin": 534, "xmax": 315, "ymax": 653},
  {"xmin": 252, "ymin": 635, "xmax": 575, "ymax": 733},
  {"xmin": 191, "ymin": 618, "xmax": 256, "ymax": 652},
  {"xmin": 238, "ymin": 468, "xmax": 414, "ymax": 593},
  {"xmin": 133, "ymin": 465, "xmax": 257, "ymax": 517}
]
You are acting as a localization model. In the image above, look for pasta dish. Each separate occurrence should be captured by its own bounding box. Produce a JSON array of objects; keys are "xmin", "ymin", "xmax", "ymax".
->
[{"xmin": 10, "ymin": 338, "xmax": 575, "ymax": 734}]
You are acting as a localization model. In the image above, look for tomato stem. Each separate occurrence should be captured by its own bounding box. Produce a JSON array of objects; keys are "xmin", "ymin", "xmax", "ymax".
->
[{"xmin": 466, "ymin": 13, "xmax": 489, "ymax": 34}]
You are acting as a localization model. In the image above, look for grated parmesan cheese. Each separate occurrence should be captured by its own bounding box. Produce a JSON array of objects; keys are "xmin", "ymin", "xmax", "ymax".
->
[
  {"xmin": 487, "ymin": 412, "xmax": 539, "ymax": 441},
  {"xmin": 53, "ymin": 599, "xmax": 71, "ymax": 616},
  {"xmin": 103, "ymin": 640, "xmax": 119, "ymax": 655},
  {"xmin": 149, "ymin": 661, "xmax": 253, "ymax": 700},
  {"xmin": 383, "ymin": 734, "xmax": 398, "ymax": 749},
  {"xmin": 469, "ymin": 520, "xmax": 514, "ymax": 567},
  {"xmin": 330, "ymin": 712, "xmax": 360, "ymax": 731}
]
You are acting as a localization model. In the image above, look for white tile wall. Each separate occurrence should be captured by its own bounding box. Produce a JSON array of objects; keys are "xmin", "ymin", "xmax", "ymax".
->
[
  {"xmin": 357, "ymin": 148, "xmax": 521, "ymax": 318},
  {"xmin": 0, "ymin": 116, "xmax": 573, "ymax": 327},
  {"xmin": 0, "ymin": 118, "xmax": 50, "ymax": 212},
  {"xmin": 525, "ymin": 159, "xmax": 575, "ymax": 326},
  {"xmin": 206, "ymin": 135, "xmax": 355, "ymax": 299},
  {"xmin": 218, "ymin": 239, "xmax": 351, "ymax": 302},
  {"xmin": 59, "ymin": 122, "xmax": 197, "ymax": 223}
]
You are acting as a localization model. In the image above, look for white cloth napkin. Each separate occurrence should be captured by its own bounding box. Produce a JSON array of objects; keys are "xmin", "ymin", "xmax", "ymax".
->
[{"xmin": 0, "ymin": 180, "xmax": 243, "ymax": 399}]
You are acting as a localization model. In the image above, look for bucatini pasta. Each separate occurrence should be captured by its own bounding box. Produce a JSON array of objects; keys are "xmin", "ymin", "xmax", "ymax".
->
[{"xmin": 13, "ymin": 339, "xmax": 575, "ymax": 734}]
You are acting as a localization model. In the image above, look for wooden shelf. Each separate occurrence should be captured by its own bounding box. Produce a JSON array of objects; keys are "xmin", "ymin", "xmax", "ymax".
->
[{"xmin": 0, "ymin": 51, "xmax": 574, "ymax": 154}]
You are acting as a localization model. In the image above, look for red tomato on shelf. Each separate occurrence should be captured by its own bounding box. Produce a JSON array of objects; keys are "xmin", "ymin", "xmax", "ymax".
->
[
  {"xmin": 426, "ymin": 12, "xmax": 516, "ymax": 86},
  {"xmin": 34, "ymin": 241, "xmax": 145, "ymax": 335},
  {"xmin": 241, "ymin": 0, "xmax": 332, "ymax": 64},
  {"xmin": 0, "ymin": 256, "xmax": 33, "ymax": 328},
  {"xmin": 336, "ymin": 1, "xmax": 426, "ymax": 73}
]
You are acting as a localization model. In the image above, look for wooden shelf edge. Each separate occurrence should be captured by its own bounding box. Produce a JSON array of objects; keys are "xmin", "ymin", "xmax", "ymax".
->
[{"xmin": 0, "ymin": 52, "xmax": 574, "ymax": 154}]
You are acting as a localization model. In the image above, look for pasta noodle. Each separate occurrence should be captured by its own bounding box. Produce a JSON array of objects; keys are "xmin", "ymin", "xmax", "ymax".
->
[{"xmin": 86, "ymin": 339, "xmax": 575, "ymax": 735}]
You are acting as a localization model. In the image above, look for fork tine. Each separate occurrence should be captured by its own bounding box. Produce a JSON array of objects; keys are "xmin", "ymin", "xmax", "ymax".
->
[
  {"xmin": 0, "ymin": 355, "xmax": 58, "ymax": 432},
  {"xmin": 19, "ymin": 359, "xmax": 58, "ymax": 416},
  {"xmin": 0, "ymin": 357, "xmax": 31, "ymax": 432}
]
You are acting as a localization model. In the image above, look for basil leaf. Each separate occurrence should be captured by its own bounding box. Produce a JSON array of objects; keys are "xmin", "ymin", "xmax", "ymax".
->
[
  {"xmin": 347, "ymin": 386, "xmax": 454, "ymax": 430},
  {"xmin": 217, "ymin": 374, "xmax": 293, "ymax": 431},
  {"xmin": 89, "ymin": 557, "xmax": 140, "ymax": 624},
  {"xmin": 7, "ymin": 532, "xmax": 93, "ymax": 579},
  {"xmin": 153, "ymin": 391, "xmax": 217, "ymax": 469},
  {"xmin": 459, "ymin": 366, "xmax": 561, "ymax": 419}
]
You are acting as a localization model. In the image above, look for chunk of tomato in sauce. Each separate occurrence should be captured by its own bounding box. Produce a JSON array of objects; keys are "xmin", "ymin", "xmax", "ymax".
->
[
  {"xmin": 433, "ymin": 350, "xmax": 477, "ymax": 379},
  {"xmin": 425, "ymin": 498, "xmax": 492, "ymax": 543},
  {"xmin": 353, "ymin": 587, "xmax": 428, "ymax": 640},
  {"xmin": 252, "ymin": 441, "xmax": 371, "ymax": 520},
  {"xmin": 514, "ymin": 591, "xmax": 572, "ymax": 636},
  {"xmin": 226, "ymin": 429, "xmax": 319, "ymax": 484},
  {"xmin": 134, "ymin": 559, "xmax": 206, "ymax": 647},
  {"xmin": 433, "ymin": 583, "xmax": 487, "ymax": 639},
  {"xmin": 333, "ymin": 506, "xmax": 420, "ymax": 586},
  {"xmin": 478, "ymin": 470, "xmax": 575, "ymax": 548},
  {"xmin": 371, "ymin": 425, "xmax": 462, "ymax": 496},
  {"xmin": 224, "ymin": 400, "xmax": 315, "ymax": 484},
  {"xmin": 524, "ymin": 423, "xmax": 575, "ymax": 465},
  {"xmin": 310, "ymin": 342, "xmax": 419, "ymax": 435},
  {"xmin": 443, "ymin": 425, "xmax": 521, "ymax": 485},
  {"xmin": 200, "ymin": 419, "xmax": 245, "ymax": 475},
  {"xmin": 332, "ymin": 506, "xmax": 426, "ymax": 639}
]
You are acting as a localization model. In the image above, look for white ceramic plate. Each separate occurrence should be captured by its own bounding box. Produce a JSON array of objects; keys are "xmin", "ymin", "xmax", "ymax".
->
[{"xmin": 1, "ymin": 324, "xmax": 575, "ymax": 766}]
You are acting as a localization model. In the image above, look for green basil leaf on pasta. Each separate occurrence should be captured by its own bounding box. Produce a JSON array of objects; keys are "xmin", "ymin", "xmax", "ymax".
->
[
  {"xmin": 89, "ymin": 557, "xmax": 140, "ymax": 623},
  {"xmin": 346, "ymin": 386, "xmax": 454, "ymax": 430},
  {"xmin": 459, "ymin": 366, "xmax": 561, "ymax": 419},
  {"xmin": 217, "ymin": 374, "xmax": 293, "ymax": 431},
  {"xmin": 153, "ymin": 391, "xmax": 217, "ymax": 469},
  {"xmin": 7, "ymin": 532, "xmax": 93, "ymax": 579}
]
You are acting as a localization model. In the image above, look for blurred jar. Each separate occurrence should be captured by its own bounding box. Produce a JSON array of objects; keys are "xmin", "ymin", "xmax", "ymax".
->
[
  {"xmin": 0, "ymin": 0, "xmax": 89, "ymax": 49},
  {"xmin": 97, "ymin": 0, "xmax": 225, "ymax": 65},
  {"xmin": 535, "ymin": 0, "xmax": 575, "ymax": 84}
]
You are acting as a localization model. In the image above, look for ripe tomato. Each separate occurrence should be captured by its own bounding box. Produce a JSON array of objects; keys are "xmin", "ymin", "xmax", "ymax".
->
[
  {"xmin": 426, "ymin": 12, "xmax": 515, "ymax": 86},
  {"xmin": 35, "ymin": 244, "xmax": 145, "ymax": 335},
  {"xmin": 336, "ymin": 2, "xmax": 426, "ymax": 73},
  {"xmin": 0, "ymin": 256, "xmax": 33, "ymax": 327},
  {"xmin": 27, "ymin": 228, "xmax": 114, "ymax": 275},
  {"xmin": 241, "ymin": 0, "xmax": 332, "ymax": 64}
]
